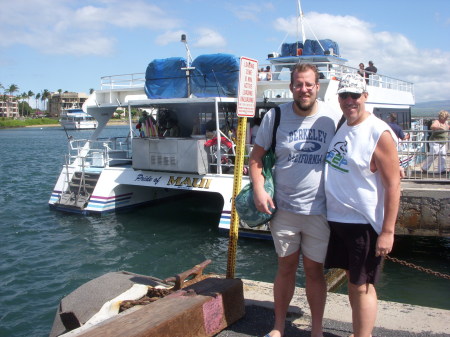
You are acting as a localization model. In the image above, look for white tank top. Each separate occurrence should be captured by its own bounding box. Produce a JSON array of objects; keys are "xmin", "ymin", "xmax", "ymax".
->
[{"xmin": 324, "ymin": 113, "xmax": 397, "ymax": 234}]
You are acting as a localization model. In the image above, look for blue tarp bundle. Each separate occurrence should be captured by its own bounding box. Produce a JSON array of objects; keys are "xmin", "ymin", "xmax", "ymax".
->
[
  {"xmin": 190, "ymin": 53, "xmax": 240, "ymax": 97},
  {"xmin": 281, "ymin": 42, "xmax": 303, "ymax": 57},
  {"xmin": 315, "ymin": 39, "xmax": 340, "ymax": 56},
  {"xmin": 280, "ymin": 40, "xmax": 340, "ymax": 57},
  {"xmin": 303, "ymin": 39, "xmax": 340, "ymax": 56},
  {"xmin": 145, "ymin": 57, "xmax": 188, "ymax": 99},
  {"xmin": 302, "ymin": 40, "xmax": 314, "ymax": 55},
  {"xmin": 144, "ymin": 54, "xmax": 240, "ymax": 98}
]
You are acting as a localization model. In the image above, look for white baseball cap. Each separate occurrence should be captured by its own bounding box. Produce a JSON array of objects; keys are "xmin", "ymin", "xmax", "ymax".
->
[{"xmin": 337, "ymin": 73, "xmax": 367, "ymax": 94}]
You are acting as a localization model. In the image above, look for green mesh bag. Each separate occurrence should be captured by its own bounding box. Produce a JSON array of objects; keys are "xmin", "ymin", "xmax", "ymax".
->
[
  {"xmin": 235, "ymin": 150, "xmax": 276, "ymax": 227},
  {"xmin": 235, "ymin": 106, "xmax": 280, "ymax": 228}
]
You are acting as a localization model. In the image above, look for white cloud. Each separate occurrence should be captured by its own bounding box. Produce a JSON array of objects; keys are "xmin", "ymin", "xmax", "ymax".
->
[
  {"xmin": 193, "ymin": 28, "xmax": 226, "ymax": 48},
  {"xmin": 155, "ymin": 29, "xmax": 227, "ymax": 54},
  {"xmin": 273, "ymin": 11, "xmax": 450, "ymax": 102},
  {"xmin": 0, "ymin": 0, "xmax": 179, "ymax": 56},
  {"xmin": 230, "ymin": 3, "xmax": 275, "ymax": 22},
  {"xmin": 92, "ymin": 2, "xmax": 179, "ymax": 29},
  {"xmin": 155, "ymin": 30, "xmax": 187, "ymax": 46}
]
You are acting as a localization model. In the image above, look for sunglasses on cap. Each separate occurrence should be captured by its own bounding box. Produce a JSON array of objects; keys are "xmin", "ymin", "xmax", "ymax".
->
[{"xmin": 338, "ymin": 92, "xmax": 362, "ymax": 100}]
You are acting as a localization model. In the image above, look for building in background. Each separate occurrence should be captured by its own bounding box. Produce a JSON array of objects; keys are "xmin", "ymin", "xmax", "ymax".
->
[
  {"xmin": 0, "ymin": 96, "xmax": 19, "ymax": 118},
  {"xmin": 48, "ymin": 92, "xmax": 88, "ymax": 117}
]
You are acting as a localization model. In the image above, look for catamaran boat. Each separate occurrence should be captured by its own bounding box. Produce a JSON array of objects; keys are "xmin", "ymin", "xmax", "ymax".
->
[
  {"xmin": 59, "ymin": 108, "xmax": 98, "ymax": 130},
  {"xmin": 48, "ymin": 36, "xmax": 415, "ymax": 239}
]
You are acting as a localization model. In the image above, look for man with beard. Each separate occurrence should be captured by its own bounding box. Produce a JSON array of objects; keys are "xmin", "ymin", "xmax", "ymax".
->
[{"xmin": 249, "ymin": 63, "xmax": 342, "ymax": 337}]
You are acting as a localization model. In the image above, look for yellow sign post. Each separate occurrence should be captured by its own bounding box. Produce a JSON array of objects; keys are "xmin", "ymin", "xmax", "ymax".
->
[
  {"xmin": 226, "ymin": 116, "xmax": 247, "ymax": 279},
  {"xmin": 226, "ymin": 57, "xmax": 258, "ymax": 279}
]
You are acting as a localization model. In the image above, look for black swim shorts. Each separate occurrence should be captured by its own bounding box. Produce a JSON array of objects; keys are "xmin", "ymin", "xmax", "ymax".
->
[{"xmin": 324, "ymin": 221, "xmax": 383, "ymax": 285}]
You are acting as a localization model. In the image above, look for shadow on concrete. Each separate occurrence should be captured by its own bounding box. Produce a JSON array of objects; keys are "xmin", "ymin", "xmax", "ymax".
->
[{"xmin": 216, "ymin": 305, "xmax": 349, "ymax": 337}]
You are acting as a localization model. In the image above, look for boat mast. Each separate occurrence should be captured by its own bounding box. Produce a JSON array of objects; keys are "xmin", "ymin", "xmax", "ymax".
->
[
  {"xmin": 297, "ymin": 0, "xmax": 306, "ymax": 44},
  {"xmin": 296, "ymin": 1, "xmax": 326, "ymax": 54}
]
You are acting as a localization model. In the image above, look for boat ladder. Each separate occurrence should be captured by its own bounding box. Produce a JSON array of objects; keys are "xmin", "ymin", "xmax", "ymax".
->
[{"xmin": 58, "ymin": 171, "xmax": 100, "ymax": 209}]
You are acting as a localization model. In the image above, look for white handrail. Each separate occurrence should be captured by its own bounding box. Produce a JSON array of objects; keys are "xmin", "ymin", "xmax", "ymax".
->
[{"xmin": 98, "ymin": 61, "xmax": 414, "ymax": 96}]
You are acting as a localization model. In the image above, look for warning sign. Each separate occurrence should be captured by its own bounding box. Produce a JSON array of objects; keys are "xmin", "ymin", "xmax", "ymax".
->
[{"xmin": 236, "ymin": 57, "xmax": 258, "ymax": 117}]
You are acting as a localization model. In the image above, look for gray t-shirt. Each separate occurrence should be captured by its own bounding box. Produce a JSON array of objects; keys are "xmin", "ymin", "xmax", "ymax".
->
[{"xmin": 255, "ymin": 101, "xmax": 342, "ymax": 215}]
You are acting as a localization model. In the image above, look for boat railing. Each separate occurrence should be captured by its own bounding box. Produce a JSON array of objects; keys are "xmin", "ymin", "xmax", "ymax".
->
[
  {"xmin": 67, "ymin": 137, "xmax": 132, "ymax": 169},
  {"xmin": 100, "ymin": 73, "xmax": 146, "ymax": 90},
  {"xmin": 98, "ymin": 60, "xmax": 413, "ymax": 97},
  {"xmin": 398, "ymin": 129, "xmax": 449, "ymax": 182},
  {"xmin": 261, "ymin": 61, "xmax": 414, "ymax": 94}
]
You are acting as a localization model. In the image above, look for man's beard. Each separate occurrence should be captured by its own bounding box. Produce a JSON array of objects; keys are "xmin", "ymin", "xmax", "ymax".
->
[{"xmin": 294, "ymin": 96, "xmax": 316, "ymax": 111}]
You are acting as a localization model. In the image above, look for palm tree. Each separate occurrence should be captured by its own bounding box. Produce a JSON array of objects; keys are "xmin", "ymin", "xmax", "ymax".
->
[
  {"xmin": 20, "ymin": 92, "xmax": 27, "ymax": 117},
  {"xmin": 5, "ymin": 84, "xmax": 19, "ymax": 117},
  {"xmin": 27, "ymin": 90, "xmax": 34, "ymax": 116},
  {"xmin": 7, "ymin": 84, "xmax": 19, "ymax": 96},
  {"xmin": 27, "ymin": 90, "xmax": 34, "ymax": 104},
  {"xmin": 41, "ymin": 89, "xmax": 51, "ymax": 113},
  {"xmin": 0, "ymin": 83, "xmax": 4, "ymax": 113},
  {"xmin": 35, "ymin": 92, "xmax": 41, "ymax": 112}
]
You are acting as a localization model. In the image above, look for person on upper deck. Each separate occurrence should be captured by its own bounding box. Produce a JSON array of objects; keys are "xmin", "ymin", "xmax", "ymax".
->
[
  {"xmin": 357, "ymin": 63, "xmax": 365, "ymax": 77},
  {"xmin": 265, "ymin": 65, "xmax": 272, "ymax": 81},
  {"xmin": 365, "ymin": 61, "xmax": 377, "ymax": 75},
  {"xmin": 364, "ymin": 61, "xmax": 377, "ymax": 83}
]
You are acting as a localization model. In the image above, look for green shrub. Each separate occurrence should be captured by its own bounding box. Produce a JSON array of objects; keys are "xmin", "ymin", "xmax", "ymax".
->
[{"xmin": 0, "ymin": 117, "xmax": 59, "ymax": 128}]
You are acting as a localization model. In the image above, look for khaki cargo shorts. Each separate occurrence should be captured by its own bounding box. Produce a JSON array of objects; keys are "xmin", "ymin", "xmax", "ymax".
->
[{"xmin": 270, "ymin": 209, "xmax": 330, "ymax": 263}]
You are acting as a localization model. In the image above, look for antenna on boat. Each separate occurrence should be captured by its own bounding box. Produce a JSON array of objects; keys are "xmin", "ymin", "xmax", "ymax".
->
[
  {"xmin": 275, "ymin": 1, "xmax": 306, "ymax": 55},
  {"xmin": 181, "ymin": 34, "xmax": 193, "ymax": 67},
  {"xmin": 180, "ymin": 34, "xmax": 195, "ymax": 97},
  {"xmin": 297, "ymin": 0, "xmax": 306, "ymax": 44},
  {"xmin": 296, "ymin": 1, "xmax": 328, "ymax": 55}
]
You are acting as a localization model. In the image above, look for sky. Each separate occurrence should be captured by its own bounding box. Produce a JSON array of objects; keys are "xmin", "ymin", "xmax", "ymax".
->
[{"xmin": 1, "ymin": 0, "xmax": 450, "ymax": 105}]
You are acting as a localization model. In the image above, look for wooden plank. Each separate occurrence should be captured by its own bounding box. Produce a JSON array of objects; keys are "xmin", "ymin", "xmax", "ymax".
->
[{"xmin": 75, "ymin": 278, "xmax": 244, "ymax": 337}]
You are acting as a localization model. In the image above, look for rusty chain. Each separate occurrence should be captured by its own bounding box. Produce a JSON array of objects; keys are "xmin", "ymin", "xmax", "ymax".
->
[{"xmin": 386, "ymin": 255, "xmax": 450, "ymax": 280}]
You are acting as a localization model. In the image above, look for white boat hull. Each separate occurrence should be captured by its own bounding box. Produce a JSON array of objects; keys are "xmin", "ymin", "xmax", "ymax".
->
[
  {"xmin": 60, "ymin": 121, "xmax": 98, "ymax": 130},
  {"xmin": 49, "ymin": 161, "xmax": 273, "ymax": 238}
]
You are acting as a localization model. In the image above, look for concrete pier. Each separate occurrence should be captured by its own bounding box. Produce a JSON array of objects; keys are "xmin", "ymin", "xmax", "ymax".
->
[
  {"xmin": 61, "ymin": 276, "xmax": 449, "ymax": 337},
  {"xmin": 216, "ymin": 279, "xmax": 450, "ymax": 337}
]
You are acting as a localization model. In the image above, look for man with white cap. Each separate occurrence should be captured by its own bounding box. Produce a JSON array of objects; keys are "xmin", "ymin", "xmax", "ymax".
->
[{"xmin": 324, "ymin": 73, "xmax": 401, "ymax": 337}]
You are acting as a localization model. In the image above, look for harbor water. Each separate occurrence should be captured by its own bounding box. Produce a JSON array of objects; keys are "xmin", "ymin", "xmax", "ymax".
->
[{"xmin": 0, "ymin": 125, "xmax": 449, "ymax": 337}]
